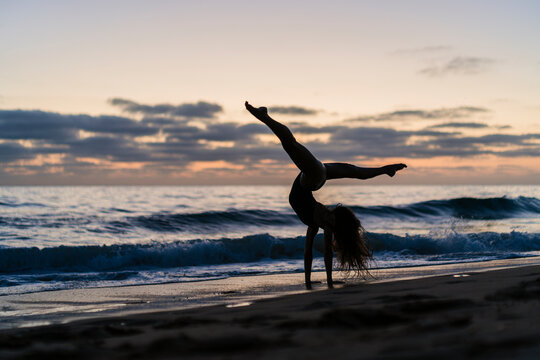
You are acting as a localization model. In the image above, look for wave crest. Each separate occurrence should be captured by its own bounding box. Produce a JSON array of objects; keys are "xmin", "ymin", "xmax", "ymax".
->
[
  {"xmin": 1, "ymin": 231, "xmax": 538, "ymax": 274},
  {"xmin": 131, "ymin": 209, "xmax": 298, "ymax": 232},
  {"xmin": 351, "ymin": 196, "xmax": 540, "ymax": 220}
]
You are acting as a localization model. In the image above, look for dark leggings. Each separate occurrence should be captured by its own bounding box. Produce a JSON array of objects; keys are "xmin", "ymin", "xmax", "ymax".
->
[{"xmin": 257, "ymin": 115, "xmax": 381, "ymax": 189}]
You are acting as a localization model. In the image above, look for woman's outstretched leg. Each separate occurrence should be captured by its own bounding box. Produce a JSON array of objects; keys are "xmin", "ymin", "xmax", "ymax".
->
[
  {"xmin": 245, "ymin": 101, "xmax": 326, "ymax": 190},
  {"xmin": 325, "ymin": 162, "xmax": 407, "ymax": 180}
]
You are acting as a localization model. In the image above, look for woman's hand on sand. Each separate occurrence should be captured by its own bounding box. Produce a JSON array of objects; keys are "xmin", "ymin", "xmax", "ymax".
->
[
  {"xmin": 245, "ymin": 101, "xmax": 268, "ymax": 120},
  {"xmin": 384, "ymin": 163, "xmax": 407, "ymax": 177}
]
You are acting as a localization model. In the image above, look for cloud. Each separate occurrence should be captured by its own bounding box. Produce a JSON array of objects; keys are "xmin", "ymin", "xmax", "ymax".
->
[
  {"xmin": 348, "ymin": 106, "xmax": 489, "ymax": 122},
  {"xmin": 141, "ymin": 117, "xmax": 179, "ymax": 126},
  {"xmin": 419, "ymin": 56, "xmax": 495, "ymax": 76},
  {"xmin": 268, "ymin": 106, "xmax": 319, "ymax": 115},
  {"xmin": 427, "ymin": 122, "xmax": 489, "ymax": 129},
  {"xmin": 0, "ymin": 109, "xmax": 162, "ymax": 164},
  {"xmin": 1, "ymin": 106, "xmax": 538, "ymax": 183},
  {"xmin": 109, "ymin": 98, "xmax": 223, "ymax": 118},
  {"xmin": 289, "ymin": 124, "xmax": 342, "ymax": 134},
  {"xmin": 416, "ymin": 133, "xmax": 540, "ymax": 158},
  {"xmin": 0, "ymin": 142, "xmax": 32, "ymax": 162},
  {"xmin": 65, "ymin": 136, "xmax": 154, "ymax": 162},
  {"xmin": 162, "ymin": 122, "xmax": 268, "ymax": 142},
  {"xmin": 0, "ymin": 110, "xmax": 158, "ymax": 141}
]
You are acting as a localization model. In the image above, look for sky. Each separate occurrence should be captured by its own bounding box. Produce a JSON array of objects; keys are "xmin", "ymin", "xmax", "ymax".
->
[{"xmin": 1, "ymin": 0, "xmax": 539, "ymax": 185}]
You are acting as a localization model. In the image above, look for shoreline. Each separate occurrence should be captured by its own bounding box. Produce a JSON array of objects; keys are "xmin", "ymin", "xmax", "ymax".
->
[
  {"xmin": 1, "ymin": 256, "xmax": 540, "ymax": 331},
  {"xmin": 1, "ymin": 260, "xmax": 539, "ymax": 358}
]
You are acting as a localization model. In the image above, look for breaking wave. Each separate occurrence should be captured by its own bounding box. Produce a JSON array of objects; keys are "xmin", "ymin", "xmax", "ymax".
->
[{"xmin": 1, "ymin": 231, "xmax": 539, "ymax": 274}]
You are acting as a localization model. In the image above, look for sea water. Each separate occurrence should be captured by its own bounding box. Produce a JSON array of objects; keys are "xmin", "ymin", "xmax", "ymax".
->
[{"xmin": 0, "ymin": 185, "xmax": 539, "ymax": 296}]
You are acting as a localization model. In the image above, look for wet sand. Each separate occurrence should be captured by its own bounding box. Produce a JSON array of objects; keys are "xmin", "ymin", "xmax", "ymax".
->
[{"xmin": 1, "ymin": 259, "xmax": 540, "ymax": 359}]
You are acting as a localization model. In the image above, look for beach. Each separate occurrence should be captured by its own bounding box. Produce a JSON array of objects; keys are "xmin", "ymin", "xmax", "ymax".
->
[{"xmin": 1, "ymin": 258, "xmax": 540, "ymax": 359}]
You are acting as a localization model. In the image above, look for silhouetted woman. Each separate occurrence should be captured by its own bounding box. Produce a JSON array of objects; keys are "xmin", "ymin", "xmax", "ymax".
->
[{"xmin": 245, "ymin": 102, "xmax": 407, "ymax": 289}]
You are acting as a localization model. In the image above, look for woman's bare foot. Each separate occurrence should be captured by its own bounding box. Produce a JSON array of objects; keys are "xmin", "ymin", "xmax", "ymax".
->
[
  {"xmin": 384, "ymin": 163, "xmax": 407, "ymax": 177},
  {"xmin": 245, "ymin": 101, "xmax": 268, "ymax": 120}
]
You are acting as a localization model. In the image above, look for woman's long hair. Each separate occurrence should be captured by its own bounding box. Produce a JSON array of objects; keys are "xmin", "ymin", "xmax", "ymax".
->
[{"xmin": 332, "ymin": 205, "xmax": 372, "ymax": 276}]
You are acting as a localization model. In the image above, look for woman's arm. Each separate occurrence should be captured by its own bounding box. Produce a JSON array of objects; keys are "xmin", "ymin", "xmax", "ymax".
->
[
  {"xmin": 304, "ymin": 226, "xmax": 318, "ymax": 289},
  {"xmin": 324, "ymin": 228, "xmax": 334, "ymax": 289}
]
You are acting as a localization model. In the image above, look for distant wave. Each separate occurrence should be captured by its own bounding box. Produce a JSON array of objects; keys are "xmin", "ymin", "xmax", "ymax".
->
[
  {"xmin": 106, "ymin": 196, "xmax": 540, "ymax": 232},
  {"xmin": 0, "ymin": 197, "xmax": 538, "ymax": 233},
  {"xmin": 0, "ymin": 209, "xmax": 299, "ymax": 232},
  {"xmin": 130, "ymin": 209, "xmax": 298, "ymax": 232},
  {"xmin": 0, "ymin": 201, "xmax": 47, "ymax": 208},
  {"xmin": 351, "ymin": 196, "xmax": 540, "ymax": 220},
  {"xmin": 1, "ymin": 231, "xmax": 538, "ymax": 274},
  {"xmin": 119, "ymin": 196, "xmax": 540, "ymax": 232}
]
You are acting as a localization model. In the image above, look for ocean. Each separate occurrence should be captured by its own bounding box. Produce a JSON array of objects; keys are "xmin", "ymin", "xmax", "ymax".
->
[{"xmin": 1, "ymin": 185, "xmax": 539, "ymax": 296}]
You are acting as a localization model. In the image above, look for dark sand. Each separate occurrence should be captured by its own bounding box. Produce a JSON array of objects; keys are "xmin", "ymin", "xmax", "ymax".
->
[{"xmin": 1, "ymin": 263, "xmax": 540, "ymax": 359}]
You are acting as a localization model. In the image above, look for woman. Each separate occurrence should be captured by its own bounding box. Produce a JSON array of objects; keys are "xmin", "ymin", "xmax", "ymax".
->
[{"xmin": 245, "ymin": 102, "xmax": 407, "ymax": 289}]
